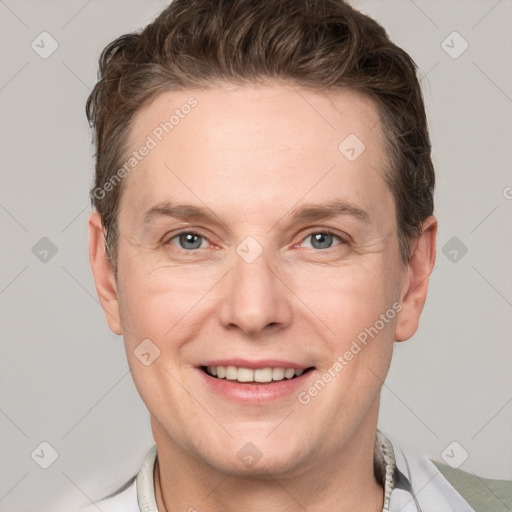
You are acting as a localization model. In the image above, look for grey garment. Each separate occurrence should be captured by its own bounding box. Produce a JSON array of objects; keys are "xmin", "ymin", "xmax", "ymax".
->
[
  {"xmin": 387, "ymin": 435, "xmax": 474, "ymax": 512},
  {"xmin": 432, "ymin": 461, "xmax": 512, "ymax": 512}
]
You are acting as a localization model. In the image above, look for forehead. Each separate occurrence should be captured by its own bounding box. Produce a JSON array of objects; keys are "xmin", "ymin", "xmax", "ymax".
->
[
  {"xmin": 120, "ymin": 83, "xmax": 393, "ymax": 225},
  {"xmin": 129, "ymin": 83, "xmax": 384, "ymax": 155}
]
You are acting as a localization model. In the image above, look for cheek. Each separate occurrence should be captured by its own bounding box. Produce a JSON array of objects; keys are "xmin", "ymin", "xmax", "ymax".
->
[
  {"xmin": 292, "ymin": 259, "xmax": 400, "ymax": 340},
  {"xmin": 115, "ymin": 244, "xmax": 202, "ymax": 336},
  {"xmin": 117, "ymin": 275, "xmax": 193, "ymax": 346}
]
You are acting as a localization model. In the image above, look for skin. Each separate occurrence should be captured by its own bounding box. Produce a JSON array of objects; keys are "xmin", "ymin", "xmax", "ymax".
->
[{"xmin": 89, "ymin": 82, "xmax": 436, "ymax": 512}]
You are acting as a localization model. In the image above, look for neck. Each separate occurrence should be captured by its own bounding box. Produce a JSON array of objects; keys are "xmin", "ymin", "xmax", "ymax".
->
[{"xmin": 152, "ymin": 409, "xmax": 384, "ymax": 512}]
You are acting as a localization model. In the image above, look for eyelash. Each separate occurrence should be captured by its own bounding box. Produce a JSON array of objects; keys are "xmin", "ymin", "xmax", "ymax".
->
[{"xmin": 164, "ymin": 229, "xmax": 347, "ymax": 252}]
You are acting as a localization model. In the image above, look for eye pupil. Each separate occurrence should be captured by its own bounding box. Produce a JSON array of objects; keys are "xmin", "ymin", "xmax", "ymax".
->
[
  {"xmin": 179, "ymin": 233, "xmax": 202, "ymax": 250},
  {"xmin": 311, "ymin": 232, "xmax": 333, "ymax": 249}
]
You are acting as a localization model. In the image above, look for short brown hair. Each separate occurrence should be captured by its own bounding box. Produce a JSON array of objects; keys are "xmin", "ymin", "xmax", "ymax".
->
[{"xmin": 86, "ymin": 0, "xmax": 434, "ymax": 270}]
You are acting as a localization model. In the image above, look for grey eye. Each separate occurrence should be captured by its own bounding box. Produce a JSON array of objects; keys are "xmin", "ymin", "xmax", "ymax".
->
[
  {"xmin": 302, "ymin": 232, "xmax": 341, "ymax": 250},
  {"xmin": 174, "ymin": 233, "xmax": 205, "ymax": 250}
]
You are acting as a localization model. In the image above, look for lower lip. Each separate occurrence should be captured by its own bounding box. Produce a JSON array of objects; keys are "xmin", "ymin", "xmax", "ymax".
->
[{"xmin": 197, "ymin": 368, "xmax": 314, "ymax": 403}]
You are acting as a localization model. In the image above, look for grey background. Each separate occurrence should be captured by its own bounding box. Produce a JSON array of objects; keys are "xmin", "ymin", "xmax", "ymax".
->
[{"xmin": 0, "ymin": 0, "xmax": 511, "ymax": 510}]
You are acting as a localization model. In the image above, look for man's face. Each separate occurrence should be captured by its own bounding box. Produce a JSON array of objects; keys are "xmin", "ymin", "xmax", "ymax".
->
[{"xmin": 105, "ymin": 84, "xmax": 409, "ymax": 474}]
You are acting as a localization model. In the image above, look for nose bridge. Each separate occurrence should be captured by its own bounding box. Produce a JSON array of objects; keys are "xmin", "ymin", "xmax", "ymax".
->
[{"xmin": 219, "ymin": 241, "xmax": 291, "ymax": 335}]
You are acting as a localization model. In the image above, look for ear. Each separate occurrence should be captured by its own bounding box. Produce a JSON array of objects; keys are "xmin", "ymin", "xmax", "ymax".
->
[
  {"xmin": 89, "ymin": 212, "xmax": 123, "ymax": 335},
  {"xmin": 394, "ymin": 216, "xmax": 437, "ymax": 342}
]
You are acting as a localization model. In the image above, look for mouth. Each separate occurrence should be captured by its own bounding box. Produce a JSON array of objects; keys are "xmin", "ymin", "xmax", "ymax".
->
[{"xmin": 200, "ymin": 365, "xmax": 315, "ymax": 384}]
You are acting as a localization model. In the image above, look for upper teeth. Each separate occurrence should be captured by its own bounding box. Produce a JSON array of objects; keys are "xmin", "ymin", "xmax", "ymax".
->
[{"xmin": 206, "ymin": 366, "xmax": 304, "ymax": 383}]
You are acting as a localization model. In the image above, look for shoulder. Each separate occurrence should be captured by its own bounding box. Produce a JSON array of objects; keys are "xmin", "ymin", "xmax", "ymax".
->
[
  {"xmin": 79, "ymin": 445, "xmax": 157, "ymax": 512},
  {"xmin": 388, "ymin": 435, "xmax": 511, "ymax": 512},
  {"xmin": 430, "ymin": 459, "xmax": 512, "ymax": 512},
  {"xmin": 79, "ymin": 476, "xmax": 138, "ymax": 512}
]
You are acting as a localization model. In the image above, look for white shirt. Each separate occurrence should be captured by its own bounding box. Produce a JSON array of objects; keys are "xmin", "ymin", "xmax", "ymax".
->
[{"xmin": 80, "ymin": 431, "xmax": 474, "ymax": 512}]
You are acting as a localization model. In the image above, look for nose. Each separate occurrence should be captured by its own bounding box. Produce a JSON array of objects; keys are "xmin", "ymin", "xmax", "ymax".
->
[{"xmin": 218, "ymin": 246, "xmax": 293, "ymax": 337}]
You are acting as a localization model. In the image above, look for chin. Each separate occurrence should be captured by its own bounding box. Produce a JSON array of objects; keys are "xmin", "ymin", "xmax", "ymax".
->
[{"xmin": 198, "ymin": 437, "xmax": 309, "ymax": 478}]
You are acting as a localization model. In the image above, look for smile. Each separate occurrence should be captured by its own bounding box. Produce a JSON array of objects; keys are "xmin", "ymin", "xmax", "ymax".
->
[{"xmin": 201, "ymin": 365, "xmax": 314, "ymax": 383}]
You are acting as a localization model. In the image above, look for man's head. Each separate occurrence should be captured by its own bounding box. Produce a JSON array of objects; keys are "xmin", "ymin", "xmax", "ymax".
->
[
  {"xmin": 88, "ymin": 0, "xmax": 436, "ymax": 482},
  {"xmin": 87, "ymin": 0, "xmax": 434, "ymax": 272}
]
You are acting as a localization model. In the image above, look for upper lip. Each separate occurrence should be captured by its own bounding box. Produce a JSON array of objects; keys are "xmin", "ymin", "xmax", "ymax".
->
[{"xmin": 199, "ymin": 359, "xmax": 311, "ymax": 370}]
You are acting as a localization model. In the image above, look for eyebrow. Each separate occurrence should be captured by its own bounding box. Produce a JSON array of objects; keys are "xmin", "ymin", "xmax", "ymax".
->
[
  {"xmin": 288, "ymin": 199, "xmax": 370, "ymax": 225},
  {"xmin": 142, "ymin": 198, "xmax": 370, "ymax": 230},
  {"xmin": 143, "ymin": 202, "xmax": 230, "ymax": 231}
]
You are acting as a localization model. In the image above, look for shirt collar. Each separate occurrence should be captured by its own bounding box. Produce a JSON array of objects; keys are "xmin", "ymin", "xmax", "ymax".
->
[{"xmin": 375, "ymin": 429, "xmax": 398, "ymax": 511}]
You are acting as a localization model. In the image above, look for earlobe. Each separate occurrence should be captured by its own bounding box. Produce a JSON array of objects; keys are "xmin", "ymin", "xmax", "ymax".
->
[
  {"xmin": 88, "ymin": 212, "xmax": 123, "ymax": 335},
  {"xmin": 394, "ymin": 216, "xmax": 437, "ymax": 342}
]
